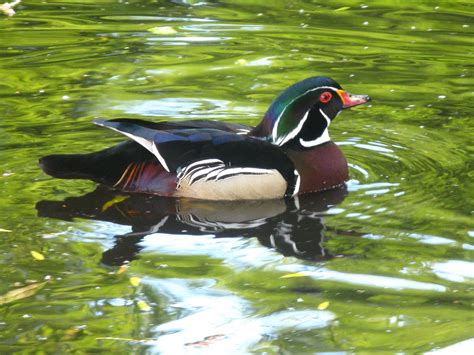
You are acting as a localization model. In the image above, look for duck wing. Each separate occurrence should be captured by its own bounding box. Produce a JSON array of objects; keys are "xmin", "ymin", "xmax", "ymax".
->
[
  {"xmin": 98, "ymin": 118, "xmax": 252, "ymax": 135},
  {"xmin": 94, "ymin": 119, "xmax": 300, "ymax": 199}
]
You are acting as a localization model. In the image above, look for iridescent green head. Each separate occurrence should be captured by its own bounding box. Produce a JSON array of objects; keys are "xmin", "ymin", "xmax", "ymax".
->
[{"xmin": 251, "ymin": 76, "xmax": 370, "ymax": 148}]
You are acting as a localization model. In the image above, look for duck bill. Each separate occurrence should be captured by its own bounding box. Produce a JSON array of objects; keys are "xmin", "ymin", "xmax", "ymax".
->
[{"xmin": 337, "ymin": 90, "xmax": 371, "ymax": 109}]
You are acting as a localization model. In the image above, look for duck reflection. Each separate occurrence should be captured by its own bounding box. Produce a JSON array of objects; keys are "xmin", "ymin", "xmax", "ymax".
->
[{"xmin": 36, "ymin": 187, "xmax": 347, "ymax": 266}]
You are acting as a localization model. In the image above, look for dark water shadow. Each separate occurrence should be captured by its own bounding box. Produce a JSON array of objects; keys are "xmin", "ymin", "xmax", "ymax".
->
[{"xmin": 36, "ymin": 187, "xmax": 353, "ymax": 266}]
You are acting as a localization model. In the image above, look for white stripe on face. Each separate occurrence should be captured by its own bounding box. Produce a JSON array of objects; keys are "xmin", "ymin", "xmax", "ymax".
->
[
  {"xmin": 298, "ymin": 108, "xmax": 331, "ymax": 148},
  {"xmin": 274, "ymin": 109, "xmax": 310, "ymax": 146},
  {"xmin": 271, "ymin": 86, "xmax": 339, "ymax": 144}
]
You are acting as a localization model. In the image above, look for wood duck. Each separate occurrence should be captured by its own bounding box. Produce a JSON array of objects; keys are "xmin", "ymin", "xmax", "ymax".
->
[{"xmin": 39, "ymin": 76, "xmax": 370, "ymax": 200}]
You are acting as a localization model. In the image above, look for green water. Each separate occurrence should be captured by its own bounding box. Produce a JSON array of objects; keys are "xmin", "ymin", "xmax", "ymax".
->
[{"xmin": 1, "ymin": 0, "xmax": 473, "ymax": 353}]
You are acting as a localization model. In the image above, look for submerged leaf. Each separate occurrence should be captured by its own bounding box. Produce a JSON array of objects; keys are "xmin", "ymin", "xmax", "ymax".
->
[
  {"xmin": 0, "ymin": 282, "xmax": 46, "ymax": 305},
  {"xmin": 235, "ymin": 59, "xmax": 248, "ymax": 66},
  {"xmin": 334, "ymin": 6, "xmax": 350, "ymax": 12},
  {"xmin": 137, "ymin": 300, "xmax": 151, "ymax": 311},
  {"xmin": 31, "ymin": 250, "xmax": 45, "ymax": 261},
  {"xmin": 117, "ymin": 265, "xmax": 128, "ymax": 274},
  {"xmin": 129, "ymin": 277, "xmax": 141, "ymax": 287},
  {"xmin": 0, "ymin": 228, "xmax": 12, "ymax": 232},
  {"xmin": 63, "ymin": 325, "xmax": 87, "ymax": 340},
  {"xmin": 317, "ymin": 301, "xmax": 330, "ymax": 310},
  {"xmin": 101, "ymin": 195, "xmax": 129, "ymax": 212},
  {"xmin": 148, "ymin": 26, "xmax": 177, "ymax": 35}
]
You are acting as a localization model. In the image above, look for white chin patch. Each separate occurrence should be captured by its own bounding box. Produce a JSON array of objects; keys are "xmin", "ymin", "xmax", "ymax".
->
[
  {"xmin": 299, "ymin": 128, "xmax": 330, "ymax": 147},
  {"xmin": 299, "ymin": 108, "xmax": 331, "ymax": 147}
]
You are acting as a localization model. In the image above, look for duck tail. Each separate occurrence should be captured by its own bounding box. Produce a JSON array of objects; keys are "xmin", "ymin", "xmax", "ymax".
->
[
  {"xmin": 38, "ymin": 141, "xmax": 175, "ymax": 195},
  {"xmin": 38, "ymin": 142, "xmax": 138, "ymax": 183},
  {"xmin": 39, "ymin": 153, "xmax": 101, "ymax": 180}
]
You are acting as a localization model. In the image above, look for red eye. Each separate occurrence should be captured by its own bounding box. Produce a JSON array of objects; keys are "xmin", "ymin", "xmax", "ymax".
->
[{"xmin": 320, "ymin": 92, "xmax": 332, "ymax": 103}]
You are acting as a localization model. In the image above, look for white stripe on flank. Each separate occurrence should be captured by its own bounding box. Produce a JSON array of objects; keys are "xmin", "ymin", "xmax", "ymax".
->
[
  {"xmin": 292, "ymin": 169, "xmax": 301, "ymax": 196},
  {"xmin": 204, "ymin": 167, "xmax": 226, "ymax": 180},
  {"xmin": 271, "ymin": 86, "xmax": 339, "ymax": 143},
  {"xmin": 188, "ymin": 165, "xmax": 225, "ymax": 184},
  {"xmin": 299, "ymin": 108, "xmax": 331, "ymax": 148},
  {"xmin": 293, "ymin": 195, "xmax": 300, "ymax": 209},
  {"xmin": 178, "ymin": 159, "xmax": 224, "ymax": 179},
  {"xmin": 214, "ymin": 167, "xmax": 272, "ymax": 181},
  {"xmin": 181, "ymin": 159, "xmax": 223, "ymax": 172},
  {"xmin": 175, "ymin": 168, "xmax": 287, "ymax": 200},
  {"xmin": 177, "ymin": 161, "xmax": 276, "ymax": 189}
]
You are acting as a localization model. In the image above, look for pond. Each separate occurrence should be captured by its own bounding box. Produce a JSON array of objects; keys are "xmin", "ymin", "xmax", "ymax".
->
[{"xmin": 1, "ymin": 0, "xmax": 473, "ymax": 353}]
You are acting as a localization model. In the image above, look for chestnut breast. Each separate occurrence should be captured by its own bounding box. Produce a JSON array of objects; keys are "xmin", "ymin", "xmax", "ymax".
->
[{"xmin": 285, "ymin": 142, "xmax": 349, "ymax": 194}]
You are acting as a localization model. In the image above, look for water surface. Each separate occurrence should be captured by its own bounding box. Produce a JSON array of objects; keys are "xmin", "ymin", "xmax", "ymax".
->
[{"xmin": 1, "ymin": 0, "xmax": 473, "ymax": 353}]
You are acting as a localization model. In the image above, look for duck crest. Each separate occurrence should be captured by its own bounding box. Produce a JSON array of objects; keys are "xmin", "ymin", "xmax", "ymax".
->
[{"xmin": 251, "ymin": 76, "xmax": 342, "ymax": 146}]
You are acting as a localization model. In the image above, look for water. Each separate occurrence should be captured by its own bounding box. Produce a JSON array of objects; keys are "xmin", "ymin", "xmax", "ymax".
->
[{"xmin": 1, "ymin": 1, "xmax": 473, "ymax": 353}]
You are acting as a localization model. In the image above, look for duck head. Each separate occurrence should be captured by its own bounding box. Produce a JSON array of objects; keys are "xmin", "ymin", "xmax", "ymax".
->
[{"xmin": 251, "ymin": 76, "xmax": 370, "ymax": 149}]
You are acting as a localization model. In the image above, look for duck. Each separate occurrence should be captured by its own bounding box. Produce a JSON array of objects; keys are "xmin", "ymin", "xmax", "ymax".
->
[{"xmin": 39, "ymin": 76, "xmax": 370, "ymax": 200}]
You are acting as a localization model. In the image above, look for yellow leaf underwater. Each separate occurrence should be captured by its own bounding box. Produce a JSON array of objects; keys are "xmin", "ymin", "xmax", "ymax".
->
[
  {"xmin": 30, "ymin": 250, "xmax": 45, "ymax": 260},
  {"xmin": 101, "ymin": 195, "xmax": 129, "ymax": 212},
  {"xmin": 334, "ymin": 6, "xmax": 350, "ymax": 12},
  {"xmin": 148, "ymin": 26, "xmax": 177, "ymax": 35},
  {"xmin": 63, "ymin": 325, "xmax": 87, "ymax": 340},
  {"xmin": 137, "ymin": 300, "xmax": 151, "ymax": 311},
  {"xmin": 280, "ymin": 272, "xmax": 307, "ymax": 279},
  {"xmin": 117, "ymin": 265, "xmax": 128, "ymax": 274},
  {"xmin": 129, "ymin": 277, "xmax": 141, "ymax": 287},
  {"xmin": 0, "ymin": 282, "xmax": 46, "ymax": 305},
  {"xmin": 317, "ymin": 301, "xmax": 330, "ymax": 310}
]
